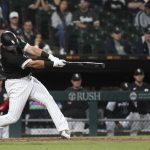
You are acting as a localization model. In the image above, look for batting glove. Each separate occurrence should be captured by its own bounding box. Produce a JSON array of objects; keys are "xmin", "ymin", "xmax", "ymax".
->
[
  {"xmin": 48, "ymin": 54, "xmax": 59, "ymax": 62},
  {"xmin": 53, "ymin": 59, "xmax": 66, "ymax": 67}
]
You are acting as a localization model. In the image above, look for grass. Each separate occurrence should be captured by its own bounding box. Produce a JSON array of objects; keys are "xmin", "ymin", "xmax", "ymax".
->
[{"xmin": 0, "ymin": 136, "xmax": 150, "ymax": 150}]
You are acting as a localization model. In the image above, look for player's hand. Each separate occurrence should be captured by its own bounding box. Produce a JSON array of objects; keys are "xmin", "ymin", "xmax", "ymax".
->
[
  {"xmin": 48, "ymin": 54, "xmax": 59, "ymax": 62},
  {"xmin": 53, "ymin": 59, "xmax": 66, "ymax": 67}
]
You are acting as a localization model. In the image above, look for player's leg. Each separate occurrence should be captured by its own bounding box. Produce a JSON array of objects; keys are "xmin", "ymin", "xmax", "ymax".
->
[
  {"xmin": 29, "ymin": 77, "xmax": 69, "ymax": 133},
  {"xmin": 105, "ymin": 121, "xmax": 115, "ymax": 136},
  {"xmin": 141, "ymin": 114, "xmax": 150, "ymax": 131},
  {"xmin": 0, "ymin": 78, "xmax": 33, "ymax": 127},
  {"xmin": 66, "ymin": 117, "xmax": 74, "ymax": 131},
  {"xmin": 73, "ymin": 121, "xmax": 85, "ymax": 133},
  {"xmin": 130, "ymin": 112, "xmax": 140, "ymax": 136},
  {"xmin": 2, "ymin": 126, "xmax": 9, "ymax": 138},
  {"xmin": 119, "ymin": 112, "xmax": 140, "ymax": 136},
  {"xmin": 119, "ymin": 112, "xmax": 133, "ymax": 128}
]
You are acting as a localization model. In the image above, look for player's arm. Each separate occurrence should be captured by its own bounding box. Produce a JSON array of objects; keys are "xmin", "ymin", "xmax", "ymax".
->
[
  {"xmin": 24, "ymin": 44, "xmax": 66, "ymax": 66},
  {"xmin": 105, "ymin": 102, "xmax": 116, "ymax": 118},
  {"xmin": 24, "ymin": 60, "xmax": 45, "ymax": 69},
  {"xmin": 24, "ymin": 44, "xmax": 46, "ymax": 58},
  {"xmin": 18, "ymin": 38, "xmax": 66, "ymax": 67},
  {"xmin": 22, "ymin": 59, "xmax": 65, "ymax": 69}
]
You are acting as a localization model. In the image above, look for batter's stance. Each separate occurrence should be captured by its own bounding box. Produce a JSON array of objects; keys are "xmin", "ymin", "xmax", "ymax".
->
[{"xmin": 0, "ymin": 31, "xmax": 70, "ymax": 139}]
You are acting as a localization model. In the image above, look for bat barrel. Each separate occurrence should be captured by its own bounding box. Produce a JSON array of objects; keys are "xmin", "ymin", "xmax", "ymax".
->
[{"xmin": 66, "ymin": 61, "xmax": 105, "ymax": 68}]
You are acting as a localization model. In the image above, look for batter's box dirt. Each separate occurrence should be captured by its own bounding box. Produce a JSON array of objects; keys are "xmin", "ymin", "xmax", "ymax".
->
[{"xmin": 0, "ymin": 137, "xmax": 150, "ymax": 143}]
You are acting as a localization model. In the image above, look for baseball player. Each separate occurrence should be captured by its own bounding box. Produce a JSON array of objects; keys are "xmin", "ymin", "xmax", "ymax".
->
[
  {"xmin": 118, "ymin": 68, "xmax": 150, "ymax": 136},
  {"xmin": 105, "ymin": 82, "xmax": 131, "ymax": 136},
  {"xmin": 0, "ymin": 31, "xmax": 70, "ymax": 139},
  {"xmin": 62, "ymin": 73, "xmax": 88, "ymax": 133}
]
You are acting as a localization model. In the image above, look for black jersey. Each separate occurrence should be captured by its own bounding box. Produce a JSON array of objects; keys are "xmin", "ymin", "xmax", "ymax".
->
[
  {"xmin": 1, "ymin": 38, "xmax": 31, "ymax": 79},
  {"xmin": 105, "ymin": 101, "xmax": 130, "ymax": 118},
  {"xmin": 63, "ymin": 86, "xmax": 88, "ymax": 110},
  {"xmin": 62, "ymin": 86, "xmax": 88, "ymax": 118},
  {"xmin": 131, "ymin": 82, "xmax": 150, "ymax": 114}
]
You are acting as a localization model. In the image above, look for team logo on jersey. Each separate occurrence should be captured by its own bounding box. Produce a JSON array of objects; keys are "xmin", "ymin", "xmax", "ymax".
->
[
  {"xmin": 68, "ymin": 92, "xmax": 76, "ymax": 101},
  {"xmin": 129, "ymin": 92, "xmax": 137, "ymax": 101}
]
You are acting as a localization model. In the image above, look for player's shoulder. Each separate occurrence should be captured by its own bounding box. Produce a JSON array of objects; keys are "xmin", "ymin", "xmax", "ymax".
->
[
  {"xmin": 18, "ymin": 37, "xmax": 27, "ymax": 46},
  {"xmin": 142, "ymin": 82, "xmax": 150, "ymax": 89}
]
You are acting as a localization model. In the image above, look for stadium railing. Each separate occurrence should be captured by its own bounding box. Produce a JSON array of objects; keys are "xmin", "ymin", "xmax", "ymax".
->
[{"xmin": 9, "ymin": 90, "xmax": 150, "ymax": 137}]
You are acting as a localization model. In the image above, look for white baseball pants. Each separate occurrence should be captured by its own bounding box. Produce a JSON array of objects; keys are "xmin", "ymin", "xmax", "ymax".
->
[
  {"xmin": 0, "ymin": 75, "xmax": 69, "ymax": 132},
  {"xmin": 119, "ymin": 112, "xmax": 140, "ymax": 136},
  {"xmin": 0, "ymin": 126, "xmax": 9, "ymax": 138}
]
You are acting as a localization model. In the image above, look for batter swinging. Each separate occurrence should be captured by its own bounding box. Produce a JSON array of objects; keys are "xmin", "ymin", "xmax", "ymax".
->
[{"xmin": 0, "ymin": 31, "xmax": 70, "ymax": 139}]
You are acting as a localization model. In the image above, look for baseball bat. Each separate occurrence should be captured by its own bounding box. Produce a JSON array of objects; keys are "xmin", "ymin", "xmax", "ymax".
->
[{"xmin": 66, "ymin": 61, "xmax": 105, "ymax": 68}]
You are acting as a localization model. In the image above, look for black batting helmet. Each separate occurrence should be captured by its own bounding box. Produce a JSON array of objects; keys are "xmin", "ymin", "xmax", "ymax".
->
[{"xmin": 1, "ymin": 31, "xmax": 19, "ymax": 51}]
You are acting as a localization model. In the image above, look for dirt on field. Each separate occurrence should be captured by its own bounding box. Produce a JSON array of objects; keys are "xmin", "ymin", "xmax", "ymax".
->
[{"xmin": 0, "ymin": 137, "xmax": 150, "ymax": 143}]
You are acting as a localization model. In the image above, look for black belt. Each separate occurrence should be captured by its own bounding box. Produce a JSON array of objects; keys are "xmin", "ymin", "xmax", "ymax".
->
[{"xmin": 6, "ymin": 73, "xmax": 31, "ymax": 79}]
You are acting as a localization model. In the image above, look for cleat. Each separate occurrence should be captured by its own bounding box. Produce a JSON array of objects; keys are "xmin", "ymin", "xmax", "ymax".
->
[{"xmin": 60, "ymin": 130, "xmax": 70, "ymax": 139}]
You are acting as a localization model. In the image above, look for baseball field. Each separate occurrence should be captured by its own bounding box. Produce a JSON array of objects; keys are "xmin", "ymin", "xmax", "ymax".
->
[{"xmin": 0, "ymin": 136, "xmax": 150, "ymax": 150}]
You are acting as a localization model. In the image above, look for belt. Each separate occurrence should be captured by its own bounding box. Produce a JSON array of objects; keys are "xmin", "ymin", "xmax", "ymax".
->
[
  {"xmin": 21, "ymin": 74, "xmax": 32, "ymax": 80},
  {"xmin": 6, "ymin": 73, "xmax": 32, "ymax": 80}
]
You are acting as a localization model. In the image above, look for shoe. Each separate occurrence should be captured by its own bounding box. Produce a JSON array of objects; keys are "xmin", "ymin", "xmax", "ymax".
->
[{"xmin": 60, "ymin": 130, "xmax": 70, "ymax": 139}]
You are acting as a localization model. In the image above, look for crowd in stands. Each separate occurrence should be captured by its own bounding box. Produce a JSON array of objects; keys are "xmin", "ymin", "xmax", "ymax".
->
[{"xmin": 1, "ymin": 0, "xmax": 150, "ymax": 55}]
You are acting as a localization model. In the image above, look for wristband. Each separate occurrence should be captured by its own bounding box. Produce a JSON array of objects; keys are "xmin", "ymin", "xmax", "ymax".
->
[
  {"xmin": 44, "ymin": 61, "xmax": 54, "ymax": 68},
  {"xmin": 41, "ymin": 51, "xmax": 49, "ymax": 59}
]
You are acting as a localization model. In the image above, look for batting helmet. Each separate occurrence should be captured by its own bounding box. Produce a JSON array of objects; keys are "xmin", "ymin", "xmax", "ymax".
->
[{"xmin": 1, "ymin": 31, "xmax": 19, "ymax": 51}]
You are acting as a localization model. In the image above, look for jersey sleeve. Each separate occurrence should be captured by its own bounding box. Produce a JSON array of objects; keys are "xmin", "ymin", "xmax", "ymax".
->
[{"xmin": 18, "ymin": 38, "xmax": 29, "ymax": 52}]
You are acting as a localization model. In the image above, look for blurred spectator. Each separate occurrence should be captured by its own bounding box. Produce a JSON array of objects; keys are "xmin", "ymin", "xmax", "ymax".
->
[
  {"xmin": 51, "ymin": 0, "xmax": 72, "ymax": 55},
  {"xmin": 105, "ymin": 82, "xmax": 131, "ymax": 136},
  {"xmin": 28, "ymin": 0, "xmax": 50, "ymax": 11},
  {"xmin": 62, "ymin": 73, "xmax": 88, "ymax": 133},
  {"xmin": 49, "ymin": 0, "xmax": 61, "ymax": 11},
  {"xmin": 127, "ymin": 0, "xmax": 145, "ymax": 16},
  {"xmin": 0, "ymin": 6, "xmax": 7, "ymax": 36},
  {"xmin": 0, "ymin": 74, "xmax": 9, "ymax": 138},
  {"xmin": 0, "ymin": 0, "xmax": 9, "ymax": 21},
  {"xmin": 118, "ymin": 68, "xmax": 150, "ymax": 136},
  {"xmin": 103, "ymin": 26, "xmax": 132, "ymax": 55},
  {"xmin": 134, "ymin": 25, "xmax": 150, "ymax": 54},
  {"xmin": 34, "ymin": 32, "xmax": 52, "ymax": 54},
  {"xmin": 28, "ymin": 0, "xmax": 68, "ymax": 13},
  {"xmin": 28, "ymin": 0, "xmax": 52, "ymax": 39},
  {"xmin": 22, "ymin": 20, "xmax": 35, "ymax": 45},
  {"xmin": 103, "ymin": 0, "xmax": 127, "ymax": 13},
  {"xmin": 7, "ymin": 11, "xmax": 23, "ymax": 38},
  {"xmin": 71, "ymin": 0, "xmax": 100, "ymax": 54},
  {"xmin": 73, "ymin": 0, "xmax": 100, "ymax": 30},
  {"xmin": 134, "ymin": 0, "xmax": 150, "ymax": 30},
  {"xmin": 49, "ymin": 0, "xmax": 78, "ymax": 12}
]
